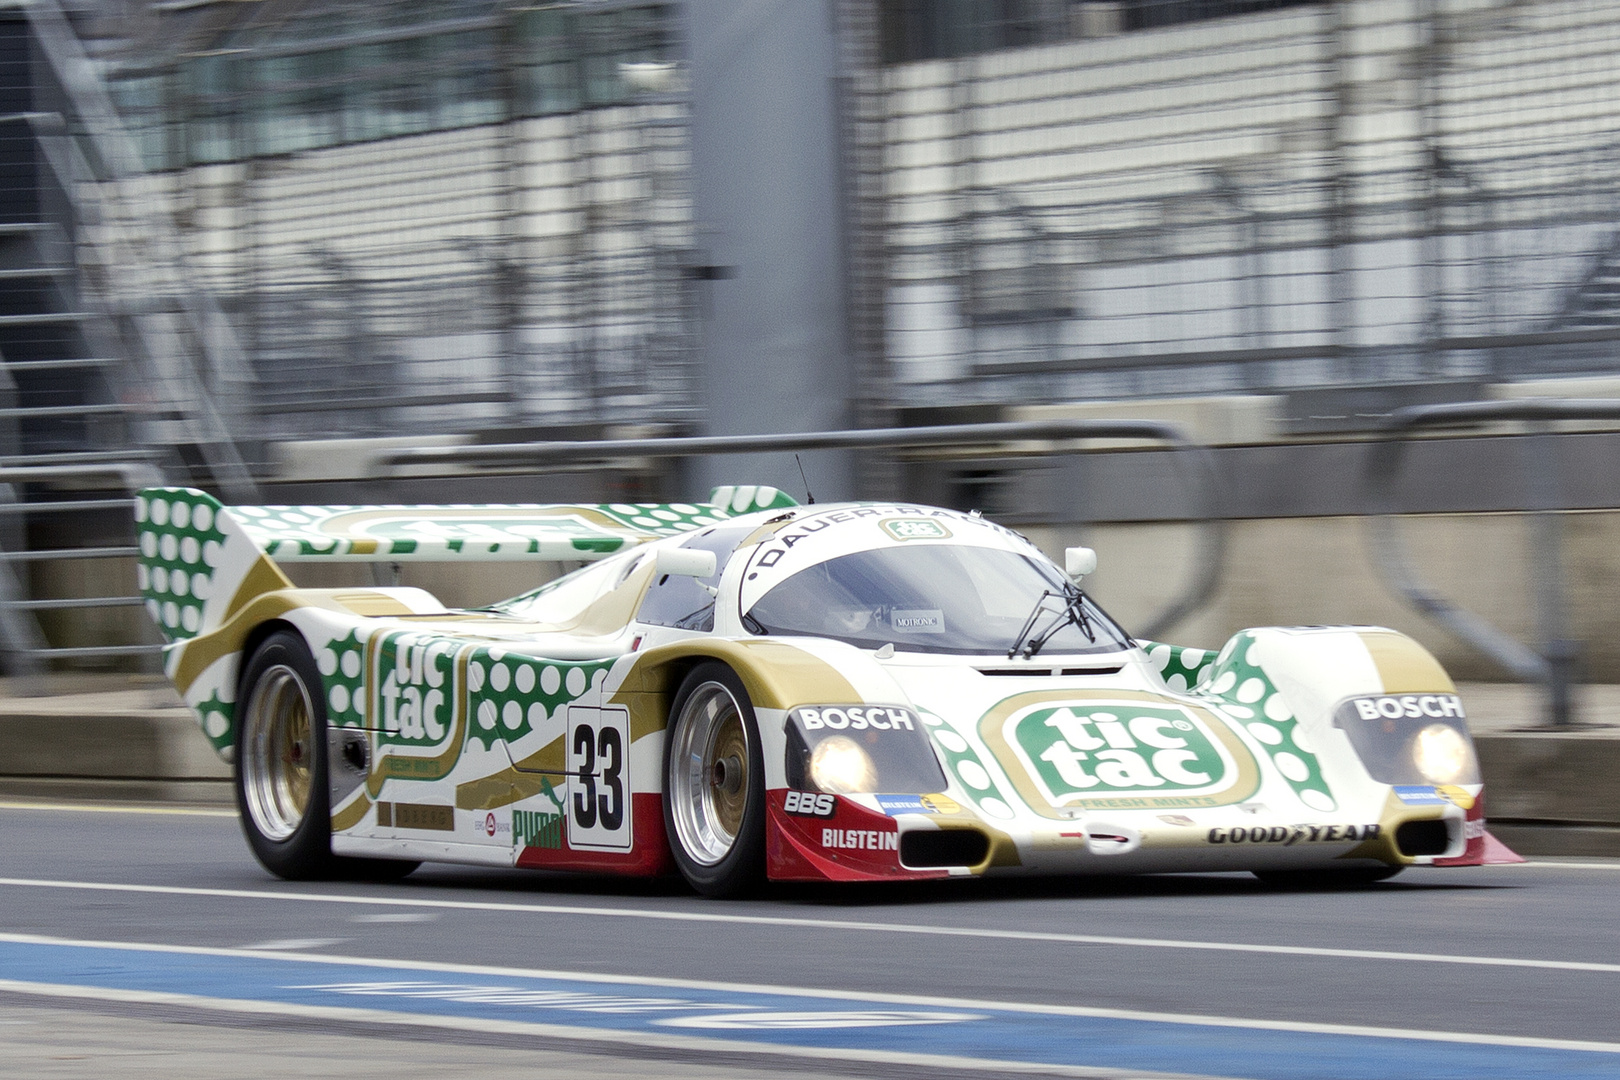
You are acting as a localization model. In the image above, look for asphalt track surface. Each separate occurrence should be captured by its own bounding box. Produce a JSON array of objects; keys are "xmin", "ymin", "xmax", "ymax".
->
[{"xmin": 2, "ymin": 802, "xmax": 1619, "ymax": 1079}]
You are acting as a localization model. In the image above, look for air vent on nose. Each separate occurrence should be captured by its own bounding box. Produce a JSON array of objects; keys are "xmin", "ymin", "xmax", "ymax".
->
[
  {"xmin": 1395, "ymin": 819, "xmax": 1451, "ymax": 857},
  {"xmin": 976, "ymin": 665, "xmax": 1123, "ymax": 677},
  {"xmin": 900, "ymin": 829, "xmax": 991, "ymax": 868}
]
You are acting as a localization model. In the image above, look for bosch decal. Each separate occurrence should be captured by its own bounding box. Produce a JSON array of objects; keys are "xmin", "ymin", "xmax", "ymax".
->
[
  {"xmin": 798, "ymin": 706, "xmax": 917, "ymax": 732},
  {"xmin": 1349, "ymin": 695, "xmax": 1465, "ymax": 721}
]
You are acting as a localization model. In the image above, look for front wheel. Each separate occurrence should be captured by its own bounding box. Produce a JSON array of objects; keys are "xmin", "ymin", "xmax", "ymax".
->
[
  {"xmin": 663, "ymin": 663, "xmax": 766, "ymax": 897},
  {"xmin": 1253, "ymin": 864, "xmax": 1402, "ymax": 890}
]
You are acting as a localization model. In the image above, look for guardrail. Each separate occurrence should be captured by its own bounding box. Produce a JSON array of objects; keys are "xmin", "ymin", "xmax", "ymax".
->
[
  {"xmin": 380, "ymin": 419, "xmax": 1225, "ymax": 639},
  {"xmin": 0, "ymin": 461, "xmax": 165, "ymax": 678},
  {"xmin": 1365, "ymin": 398, "xmax": 1620, "ymax": 728}
]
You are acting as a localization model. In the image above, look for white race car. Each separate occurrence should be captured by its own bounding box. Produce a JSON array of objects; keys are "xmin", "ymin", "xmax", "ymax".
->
[{"xmin": 137, "ymin": 485, "xmax": 1518, "ymax": 895}]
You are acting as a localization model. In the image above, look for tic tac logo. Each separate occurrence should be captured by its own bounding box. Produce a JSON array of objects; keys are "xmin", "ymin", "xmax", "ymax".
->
[
  {"xmin": 798, "ymin": 705, "xmax": 916, "ymax": 732},
  {"xmin": 783, "ymin": 790, "xmax": 837, "ymax": 817},
  {"xmin": 1349, "ymin": 695, "xmax": 1466, "ymax": 721},
  {"xmin": 1015, "ymin": 705, "xmax": 1228, "ymax": 797},
  {"xmin": 373, "ymin": 632, "xmax": 456, "ymax": 744}
]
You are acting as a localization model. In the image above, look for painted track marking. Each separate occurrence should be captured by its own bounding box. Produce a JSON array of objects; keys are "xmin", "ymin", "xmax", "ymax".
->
[
  {"xmin": 2, "ymin": 876, "xmax": 1619, "ymax": 976},
  {"xmin": 0, "ymin": 800, "xmax": 235, "ymax": 817},
  {"xmin": 5, "ymin": 932, "xmax": 1620, "ymax": 1058}
]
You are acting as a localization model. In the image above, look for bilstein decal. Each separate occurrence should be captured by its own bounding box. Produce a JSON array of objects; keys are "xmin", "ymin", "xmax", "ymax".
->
[{"xmin": 822, "ymin": 828, "xmax": 899, "ymax": 851}]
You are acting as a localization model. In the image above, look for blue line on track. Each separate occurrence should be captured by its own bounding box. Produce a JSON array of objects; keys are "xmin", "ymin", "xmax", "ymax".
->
[{"xmin": 1, "ymin": 938, "xmax": 1616, "ymax": 1080}]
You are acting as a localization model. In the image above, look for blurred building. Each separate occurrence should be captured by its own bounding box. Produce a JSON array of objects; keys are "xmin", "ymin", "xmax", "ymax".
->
[{"xmin": 3, "ymin": 0, "xmax": 1620, "ymax": 668}]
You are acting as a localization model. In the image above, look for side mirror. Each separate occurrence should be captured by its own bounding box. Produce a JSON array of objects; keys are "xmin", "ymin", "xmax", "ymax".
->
[
  {"xmin": 1065, "ymin": 546, "xmax": 1097, "ymax": 581},
  {"xmin": 656, "ymin": 546, "xmax": 718, "ymax": 579}
]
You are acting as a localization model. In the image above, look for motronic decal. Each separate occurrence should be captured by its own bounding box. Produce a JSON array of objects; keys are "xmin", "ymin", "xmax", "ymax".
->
[{"xmin": 980, "ymin": 690, "xmax": 1260, "ymax": 816}]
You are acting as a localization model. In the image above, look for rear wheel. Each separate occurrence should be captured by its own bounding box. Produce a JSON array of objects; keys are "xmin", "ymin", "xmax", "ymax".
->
[
  {"xmin": 1253, "ymin": 864, "xmax": 1402, "ymax": 890},
  {"xmin": 236, "ymin": 630, "xmax": 417, "ymax": 882},
  {"xmin": 663, "ymin": 663, "xmax": 766, "ymax": 897}
]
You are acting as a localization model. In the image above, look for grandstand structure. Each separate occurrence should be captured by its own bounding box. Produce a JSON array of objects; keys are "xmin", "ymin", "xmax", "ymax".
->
[
  {"xmin": 100, "ymin": 0, "xmax": 695, "ymax": 449},
  {"xmin": 1, "ymin": 0, "xmax": 1620, "ymax": 669},
  {"xmin": 875, "ymin": 0, "xmax": 1620, "ymax": 423}
]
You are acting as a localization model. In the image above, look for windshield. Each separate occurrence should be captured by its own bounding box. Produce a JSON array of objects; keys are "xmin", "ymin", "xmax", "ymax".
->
[{"xmin": 743, "ymin": 544, "xmax": 1132, "ymax": 656}]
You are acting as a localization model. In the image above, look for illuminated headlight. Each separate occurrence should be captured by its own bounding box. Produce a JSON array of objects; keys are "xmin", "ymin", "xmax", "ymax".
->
[
  {"xmin": 1412, "ymin": 724, "xmax": 1472, "ymax": 785},
  {"xmin": 809, "ymin": 736, "xmax": 879, "ymax": 794}
]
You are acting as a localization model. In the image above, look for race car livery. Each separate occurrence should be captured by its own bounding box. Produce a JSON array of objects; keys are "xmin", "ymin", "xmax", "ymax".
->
[{"xmin": 137, "ymin": 485, "xmax": 1519, "ymax": 895}]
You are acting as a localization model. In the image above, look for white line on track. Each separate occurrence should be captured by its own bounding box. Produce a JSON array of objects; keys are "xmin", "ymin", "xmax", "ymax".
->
[
  {"xmin": 5, "ymin": 932, "xmax": 1620, "ymax": 1058},
  {"xmin": 2, "ymin": 875, "xmax": 1618, "ymax": 976},
  {"xmin": 0, "ymin": 800, "xmax": 235, "ymax": 817}
]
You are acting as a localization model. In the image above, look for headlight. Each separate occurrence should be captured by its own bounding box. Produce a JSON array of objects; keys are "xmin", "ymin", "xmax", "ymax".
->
[
  {"xmin": 1412, "ymin": 723, "xmax": 1472, "ymax": 785},
  {"xmin": 809, "ymin": 736, "xmax": 878, "ymax": 794}
]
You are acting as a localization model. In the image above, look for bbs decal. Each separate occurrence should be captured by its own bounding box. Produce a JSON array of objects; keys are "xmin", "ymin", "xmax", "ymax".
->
[{"xmin": 783, "ymin": 790, "xmax": 836, "ymax": 817}]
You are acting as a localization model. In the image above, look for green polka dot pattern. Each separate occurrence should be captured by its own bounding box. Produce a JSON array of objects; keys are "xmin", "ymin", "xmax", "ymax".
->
[
  {"xmin": 921, "ymin": 708, "xmax": 1019, "ymax": 824},
  {"xmin": 314, "ymin": 629, "xmax": 368, "ymax": 730},
  {"xmin": 1192, "ymin": 631, "xmax": 1337, "ymax": 814},
  {"xmin": 228, "ymin": 488, "xmax": 799, "ymax": 562},
  {"xmin": 194, "ymin": 692, "xmax": 234, "ymax": 753},
  {"xmin": 1137, "ymin": 640, "xmax": 1216, "ymax": 693},
  {"xmin": 135, "ymin": 488, "xmax": 228, "ymax": 642},
  {"xmin": 464, "ymin": 648, "xmax": 613, "ymax": 752}
]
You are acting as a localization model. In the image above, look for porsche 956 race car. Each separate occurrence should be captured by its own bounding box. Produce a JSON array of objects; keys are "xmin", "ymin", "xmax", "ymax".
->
[{"xmin": 136, "ymin": 484, "xmax": 1517, "ymax": 896}]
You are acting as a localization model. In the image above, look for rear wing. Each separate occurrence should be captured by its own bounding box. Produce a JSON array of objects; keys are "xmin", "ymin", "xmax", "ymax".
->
[{"xmin": 136, "ymin": 484, "xmax": 796, "ymax": 645}]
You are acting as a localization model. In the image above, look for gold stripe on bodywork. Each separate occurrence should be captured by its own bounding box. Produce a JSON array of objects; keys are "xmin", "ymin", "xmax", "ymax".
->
[
  {"xmin": 456, "ymin": 741, "xmax": 568, "ymax": 811},
  {"xmin": 221, "ymin": 555, "xmax": 295, "ymax": 624},
  {"xmin": 977, "ymin": 689, "xmax": 1262, "ymax": 819},
  {"xmin": 1359, "ymin": 631, "xmax": 1456, "ymax": 694},
  {"xmin": 171, "ymin": 591, "xmax": 306, "ymax": 695},
  {"xmin": 330, "ymin": 791, "xmax": 372, "ymax": 832},
  {"xmin": 610, "ymin": 639, "xmax": 863, "ymax": 745}
]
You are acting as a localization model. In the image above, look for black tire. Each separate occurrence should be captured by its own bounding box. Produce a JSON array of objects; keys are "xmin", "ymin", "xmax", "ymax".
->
[
  {"xmin": 236, "ymin": 630, "xmax": 419, "ymax": 882},
  {"xmin": 662, "ymin": 662, "xmax": 767, "ymax": 898},
  {"xmin": 1253, "ymin": 864, "xmax": 1403, "ymax": 890}
]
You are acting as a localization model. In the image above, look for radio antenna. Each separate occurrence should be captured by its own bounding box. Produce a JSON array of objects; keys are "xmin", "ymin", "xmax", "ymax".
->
[{"xmin": 794, "ymin": 454, "xmax": 816, "ymax": 505}]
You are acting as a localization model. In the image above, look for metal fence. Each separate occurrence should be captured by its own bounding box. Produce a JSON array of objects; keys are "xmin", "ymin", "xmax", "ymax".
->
[
  {"xmin": 875, "ymin": 0, "xmax": 1620, "ymax": 415},
  {"xmin": 100, "ymin": 0, "xmax": 696, "ymax": 446}
]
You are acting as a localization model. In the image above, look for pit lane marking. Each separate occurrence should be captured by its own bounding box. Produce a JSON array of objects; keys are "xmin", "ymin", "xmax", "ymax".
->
[
  {"xmin": 6, "ymin": 932, "xmax": 1620, "ymax": 1060},
  {"xmin": 0, "ymin": 801, "xmax": 236, "ymax": 817},
  {"xmin": 4, "ymin": 877, "xmax": 1620, "ymax": 977}
]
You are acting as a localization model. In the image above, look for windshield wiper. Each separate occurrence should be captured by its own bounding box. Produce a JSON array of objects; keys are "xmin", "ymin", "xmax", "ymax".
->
[{"xmin": 1007, "ymin": 583, "xmax": 1096, "ymax": 659}]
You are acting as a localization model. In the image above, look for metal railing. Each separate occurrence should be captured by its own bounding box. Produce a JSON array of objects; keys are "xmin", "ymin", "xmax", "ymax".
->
[
  {"xmin": 0, "ymin": 460, "xmax": 165, "ymax": 677},
  {"xmin": 1365, "ymin": 398, "xmax": 1620, "ymax": 728},
  {"xmin": 380, "ymin": 419, "xmax": 1226, "ymax": 640},
  {"xmin": 24, "ymin": 0, "xmax": 258, "ymax": 499}
]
